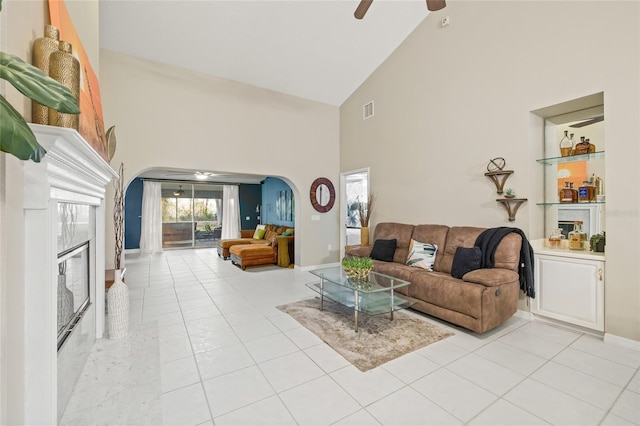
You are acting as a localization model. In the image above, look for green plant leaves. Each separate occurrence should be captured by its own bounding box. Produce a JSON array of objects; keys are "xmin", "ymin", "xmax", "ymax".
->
[
  {"xmin": 0, "ymin": 52, "xmax": 80, "ymax": 113},
  {"xmin": 0, "ymin": 96, "xmax": 46, "ymax": 162}
]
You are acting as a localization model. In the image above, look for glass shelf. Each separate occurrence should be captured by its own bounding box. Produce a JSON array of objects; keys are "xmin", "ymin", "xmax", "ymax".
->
[
  {"xmin": 536, "ymin": 201, "xmax": 605, "ymax": 206},
  {"xmin": 536, "ymin": 151, "xmax": 604, "ymax": 165}
]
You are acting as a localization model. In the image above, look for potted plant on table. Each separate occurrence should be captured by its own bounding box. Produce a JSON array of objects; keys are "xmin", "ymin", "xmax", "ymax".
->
[{"xmin": 341, "ymin": 256, "xmax": 374, "ymax": 282}]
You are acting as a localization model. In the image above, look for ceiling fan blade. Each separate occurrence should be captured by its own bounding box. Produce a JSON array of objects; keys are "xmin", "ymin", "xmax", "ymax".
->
[
  {"xmin": 354, "ymin": 0, "xmax": 373, "ymax": 19},
  {"xmin": 426, "ymin": 0, "xmax": 446, "ymax": 12},
  {"xmin": 569, "ymin": 116, "xmax": 604, "ymax": 128}
]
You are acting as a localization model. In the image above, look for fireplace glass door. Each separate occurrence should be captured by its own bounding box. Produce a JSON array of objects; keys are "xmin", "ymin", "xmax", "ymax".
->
[{"xmin": 56, "ymin": 202, "xmax": 91, "ymax": 350}]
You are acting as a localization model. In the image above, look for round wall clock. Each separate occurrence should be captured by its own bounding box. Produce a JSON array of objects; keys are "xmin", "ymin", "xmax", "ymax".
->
[{"xmin": 310, "ymin": 177, "xmax": 335, "ymax": 213}]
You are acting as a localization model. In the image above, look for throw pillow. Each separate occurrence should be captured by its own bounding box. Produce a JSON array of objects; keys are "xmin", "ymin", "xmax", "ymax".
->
[
  {"xmin": 406, "ymin": 239, "xmax": 438, "ymax": 270},
  {"xmin": 252, "ymin": 228, "xmax": 266, "ymax": 239},
  {"xmin": 451, "ymin": 246, "xmax": 482, "ymax": 279},
  {"xmin": 370, "ymin": 239, "xmax": 397, "ymax": 262},
  {"xmin": 282, "ymin": 228, "xmax": 293, "ymax": 236},
  {"xmin": 257, "ymin": 224, "xmax": 266, "ymax": 231}
]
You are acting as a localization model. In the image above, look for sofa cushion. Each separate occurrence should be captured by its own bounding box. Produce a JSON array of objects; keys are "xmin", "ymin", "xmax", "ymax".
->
[
  {"xmin": 438, "ymin": 226, "xmax": 486, "ymax": 274},
  {"xmin": 264, "ymin": 229, "xmax": 279, "ymax": 242},
  {"xmin": 406, "ymin": 239, "xmax": 438, "ymax": 271},
  {"xmin": 372, "ymin": 261, "xmax": 415, "ymax": 296},
  {"xmin": 371, "ymin": 222, "xmax": 415, "ymax": 263},
  {"xmin": 370, "ymin": 239, "xmax": 397, "ymax": 262},
  {"xmin": 451, "ymin": 246, "xmax": 482, "ymax": 279},
  {"xmin": 252, "ymin": 228, "xmax": 266, "ymax": 239},
  {"xmin": 412, "ymin": 225, "xmax": 449, "ymax": 271}
]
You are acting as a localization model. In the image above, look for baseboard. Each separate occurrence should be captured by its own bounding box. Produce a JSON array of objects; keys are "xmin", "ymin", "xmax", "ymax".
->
[
  {"xmin": 514, "ymin": 309, "xmax": 534, "ymax": 321},
  {"xmin": 604, "ymin": 333, "xmax": 640, "ymax": 351},
  {"xmin": 299, "ymin": 262, "xmax": 340, "ymax": 272},
  {"xmin": 124, "ymin": 248, "xmax": 140, "ymax": 254}
]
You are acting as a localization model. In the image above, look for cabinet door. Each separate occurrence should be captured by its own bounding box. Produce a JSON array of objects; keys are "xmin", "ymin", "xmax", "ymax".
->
[{"xmin": 533, "ymin": 254, "xmax": 604, "ymax": 331}]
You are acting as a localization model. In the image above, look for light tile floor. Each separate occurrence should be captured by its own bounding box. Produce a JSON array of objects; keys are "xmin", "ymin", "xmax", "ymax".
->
[{"xmin": 61, "ymin": 249, "xmax": 640, "ymax": 426}]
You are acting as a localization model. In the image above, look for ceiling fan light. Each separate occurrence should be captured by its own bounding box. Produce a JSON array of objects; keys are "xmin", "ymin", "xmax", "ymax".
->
[{"xmin": 173, "ymin": 185, "xmax": 184, "ymax": 196}]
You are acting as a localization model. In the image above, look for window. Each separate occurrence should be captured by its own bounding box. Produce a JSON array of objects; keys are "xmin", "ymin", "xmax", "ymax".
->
[{"xmin": 161, "ymin": 183, "xmax": 222, "ymax": 248}]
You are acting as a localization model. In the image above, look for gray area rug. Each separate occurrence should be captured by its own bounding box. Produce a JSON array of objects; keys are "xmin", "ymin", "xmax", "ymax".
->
[{"xmin": 277, "ymin": 297, "xmax": 453, "ymax": 372}]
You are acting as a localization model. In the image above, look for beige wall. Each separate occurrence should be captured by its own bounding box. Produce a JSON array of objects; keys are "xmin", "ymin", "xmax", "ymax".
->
[
  {"xmin": 100, "ymin": 50, "xmax": 341, "ymax": 268},
  {"xmin": 340, "ymin": 1, "xmax": 640, "ymax": 341}
]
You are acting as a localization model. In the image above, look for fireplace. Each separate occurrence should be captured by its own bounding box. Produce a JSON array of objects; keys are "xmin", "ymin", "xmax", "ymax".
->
[{"xmin": 23, "ymin": 125, "xmax": 117, "ymax": 424}]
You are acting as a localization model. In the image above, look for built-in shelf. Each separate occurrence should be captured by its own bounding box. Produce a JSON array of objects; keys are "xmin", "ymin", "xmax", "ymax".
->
[
  {"xmin": 537, "ymin": 201, "xmax": 605, "ymax": 206},
  {"xmin": 536, "ymin": 151, "xmax": 604, "ymax": 165},
  {"xmin": 496, "ymin": 198, "xmax": 527, "ymax": 221}
]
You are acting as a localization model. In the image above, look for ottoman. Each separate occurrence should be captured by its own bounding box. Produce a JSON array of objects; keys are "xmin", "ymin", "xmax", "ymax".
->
[
  {"xmin": 230, "ymin": 244, "xmax": 277, "ymax": 270},
  {"xmin": 217, "ymin": 238, "xmax": 254, "ymax": 259}
]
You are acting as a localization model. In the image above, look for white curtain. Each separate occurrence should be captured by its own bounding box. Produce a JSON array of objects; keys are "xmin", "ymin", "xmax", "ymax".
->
[
  {"xmin": 221, "ymin": 185, "xmax": 240, "ymax": 239},
  {"xmin": 140, "ymin": 181, "xmax": 163, "ymax": 254},
  {"xmin": 215, "ymin": 199, "xmax": 222, "ymax": 226}
]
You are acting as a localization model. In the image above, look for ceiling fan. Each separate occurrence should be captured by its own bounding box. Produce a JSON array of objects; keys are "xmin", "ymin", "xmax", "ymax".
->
[
  {"xmin": 354, "ymin": 0, "xmax": 446, "ymax": 19},
  {"xmin": 569, "ymin": 115, "xmax": 604, "ymax": 128},
  {"xmin": 173, "ymin": 185, "xmax": 185, "ymax": 197}
]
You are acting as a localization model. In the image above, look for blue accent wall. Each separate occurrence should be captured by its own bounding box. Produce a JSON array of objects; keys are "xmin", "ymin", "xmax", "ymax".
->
[
  {"xmin": 124, "ymin": 178, "xmax": 143, "ymax": 250},
  {"xmin": 239, "ymin": 184, "xmax": 262, "ymax": 230},
  {"xmin": 261, "ymin": 177, "xmax": 294, "ymax": 227}
]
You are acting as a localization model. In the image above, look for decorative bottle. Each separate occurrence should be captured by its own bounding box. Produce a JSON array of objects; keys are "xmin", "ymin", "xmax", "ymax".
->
[
  {"xmin": 575, "ymin": 136, "xmax": 590, "ymax": 155},
  {"xmin": 569, "ymin": 133, "xmax": 576, "ymax": 156},
  {"xmin": 559, "ymin": 130, "xmax": 572, "ymax": 157},
  {"xmin": 569, "ymin": 221, "xmax": 587, "ymax": 250},
  {"xmin": 560, "ymin": 182, "xmax": 573, "ymax": 203},
  {"xmin": 31, "ymin": 25, "xmax": 60, "ymax": 125},
  {"xmin": 48, "ymin": 41, "xmax": 80, "ymax": 130}
]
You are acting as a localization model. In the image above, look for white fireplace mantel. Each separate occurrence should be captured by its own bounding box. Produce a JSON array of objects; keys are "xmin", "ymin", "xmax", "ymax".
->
[{"xmin": 23, "ymin": 124, "xmax": 117, "ymax": 424}]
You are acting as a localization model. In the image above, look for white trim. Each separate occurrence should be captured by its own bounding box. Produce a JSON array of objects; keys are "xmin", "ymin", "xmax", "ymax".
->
[
  {"xmin": 23, "ymin": 125, "xmax": 116, "ymax": 424},
  {"xmin": 604, "ymin": 333, "xmax": 640, "ymax": 351},
  {"xmin": 299, "ymin": 262, "xmax": 340, "ymax": 272},
  {"xmin": 339, "ymin": 167, "xmax": 369, "ymax": 260},
  {"xmin": 514, "ymin": 309, "xmax": 534, "ymax": 321},
  {"xmin": 124, "ymin": 248, "xmax": 141, "ymax": 254}
]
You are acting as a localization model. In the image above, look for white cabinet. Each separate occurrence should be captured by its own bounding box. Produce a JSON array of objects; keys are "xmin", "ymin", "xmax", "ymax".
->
[{"xmin": 532, "ymin": 250, "xmax": 605, "ymax": 332}]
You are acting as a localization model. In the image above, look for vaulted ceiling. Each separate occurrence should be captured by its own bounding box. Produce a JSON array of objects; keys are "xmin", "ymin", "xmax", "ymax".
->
[{"xmin": 99, "ymin": 0, "xmax": 433, "ymax": 107}]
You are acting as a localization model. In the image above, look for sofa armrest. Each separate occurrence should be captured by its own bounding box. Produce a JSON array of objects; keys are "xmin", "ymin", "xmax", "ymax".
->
[
  {"xmin": 462, "ymin": 268, "xmax": 519, "ymax": 287},
  {"xmin": 346, "ymin": 245, "xmax": 372, "ymax": 258}
]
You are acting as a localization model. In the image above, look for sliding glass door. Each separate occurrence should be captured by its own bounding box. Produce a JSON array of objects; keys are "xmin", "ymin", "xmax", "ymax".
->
[{"xmin": 161, "ymin": 182, "xmax": 222, "ymax": 248}]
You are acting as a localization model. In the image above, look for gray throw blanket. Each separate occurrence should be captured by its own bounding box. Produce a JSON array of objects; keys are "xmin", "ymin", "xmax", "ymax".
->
[{"xmin": 474, "ymin": 227, "xmax": 535, "ymax": 298}]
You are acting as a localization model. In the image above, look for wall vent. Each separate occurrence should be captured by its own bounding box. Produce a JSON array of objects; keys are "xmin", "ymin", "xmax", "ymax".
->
[{"xmin": 363, "ymin": 101, "xmax": 374, "ymax": 120}]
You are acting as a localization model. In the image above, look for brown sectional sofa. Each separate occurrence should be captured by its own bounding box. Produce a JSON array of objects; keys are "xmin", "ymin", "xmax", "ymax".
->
[
  {"xmin": 217, "ymin": 224, "xmax": 294, "ymax": 269},
  {"xmin": 347, "ymin": 222, "xmax": 523, "ymax": 333}
]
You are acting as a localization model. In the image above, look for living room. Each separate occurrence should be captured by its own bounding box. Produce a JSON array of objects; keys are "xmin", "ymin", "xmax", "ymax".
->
[{"xmin": 1, "ymin": 0, "xmax": 639, "ymax": 425}]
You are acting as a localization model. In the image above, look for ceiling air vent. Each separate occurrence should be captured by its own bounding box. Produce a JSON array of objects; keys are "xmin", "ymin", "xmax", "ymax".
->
[{"xmin": 363, "ymin": 101, "xmax": 374, "ymax": 120}]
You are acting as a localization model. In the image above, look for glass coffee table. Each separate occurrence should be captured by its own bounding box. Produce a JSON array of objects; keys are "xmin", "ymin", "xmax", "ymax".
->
[{"xmin": 307, "ymin": 266, "xmax": 413, "ymax": 332}]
